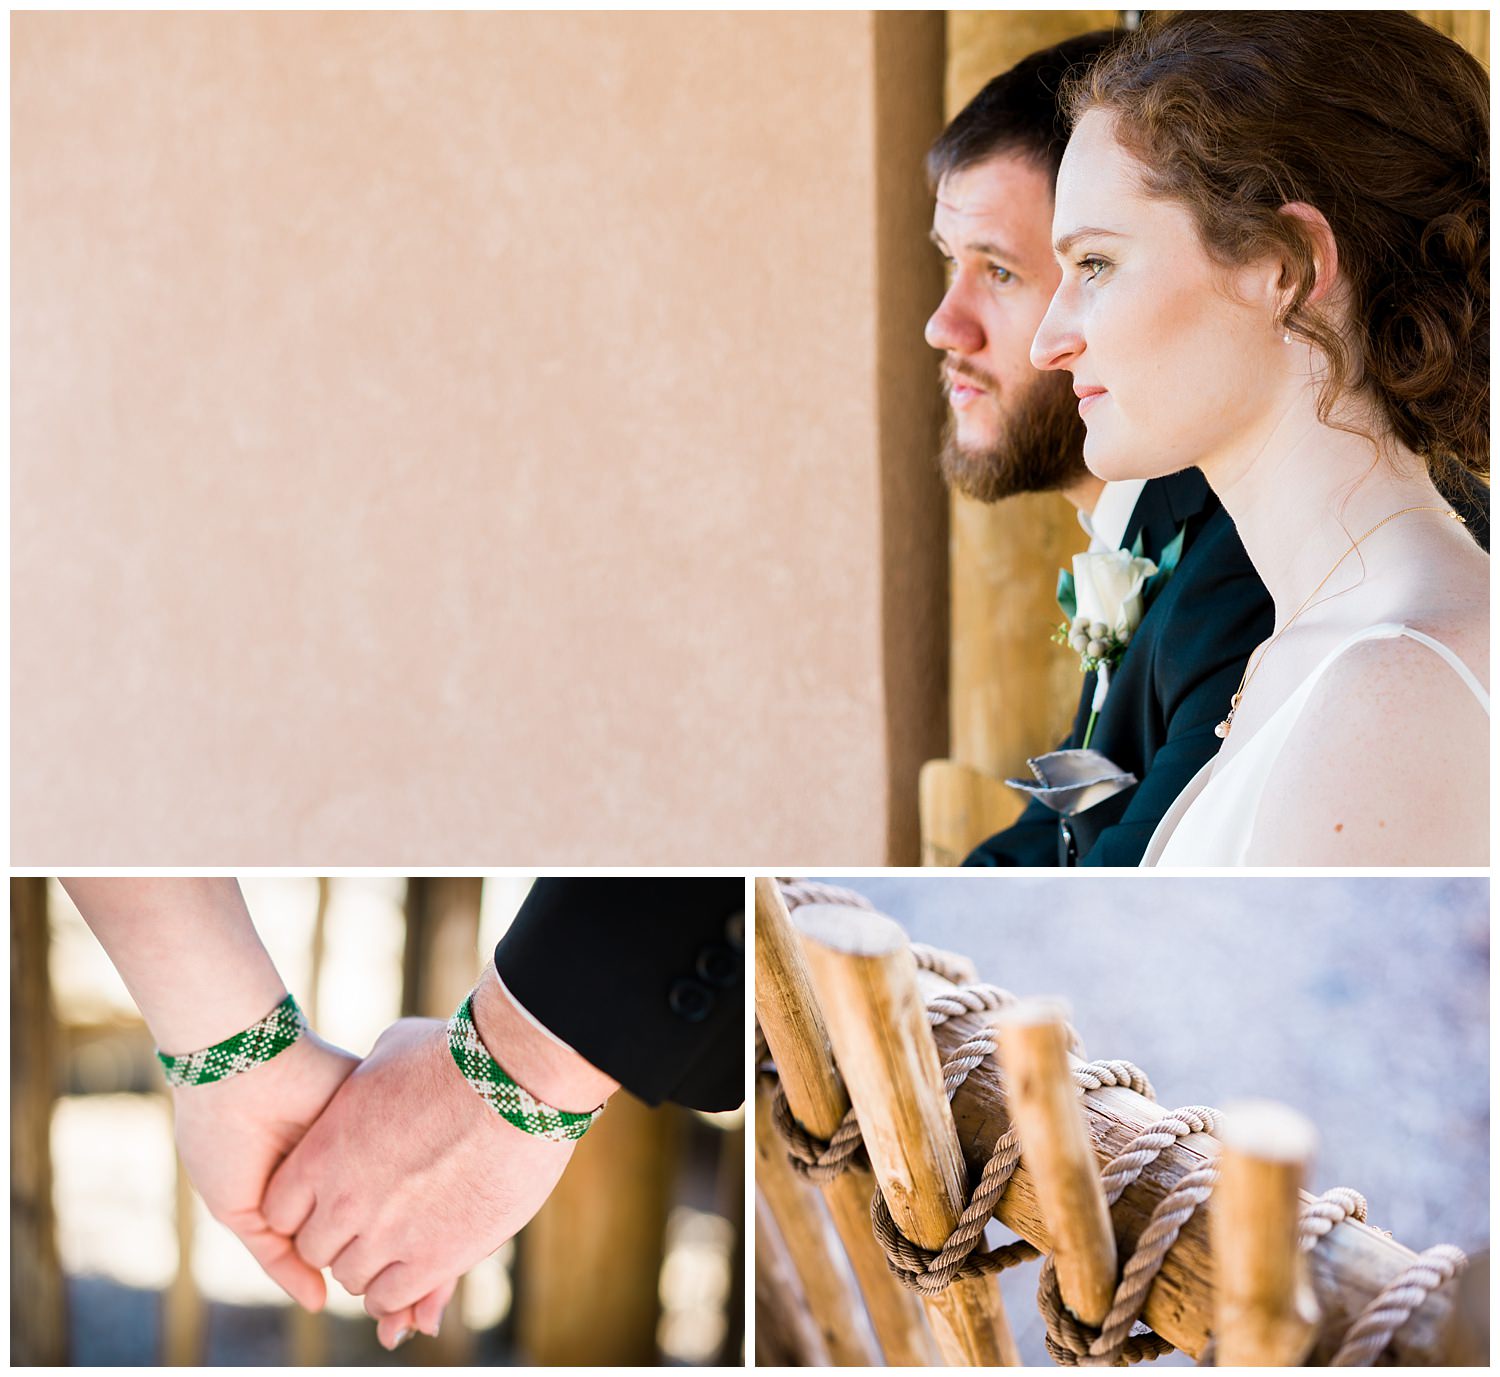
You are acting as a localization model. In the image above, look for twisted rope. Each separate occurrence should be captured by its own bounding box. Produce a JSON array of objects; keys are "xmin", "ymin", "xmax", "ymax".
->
[
  {"xmin": 1329, "ymin": 1244, "xmax": 1468, "ymax": 1366},
  {"xmin": 776, "ymin": 878, "xmax": 875, "ymax": 912},
  {"xmin": 1040, "ymin": 1107, "xmax": 1222, "ymax": 1366}
]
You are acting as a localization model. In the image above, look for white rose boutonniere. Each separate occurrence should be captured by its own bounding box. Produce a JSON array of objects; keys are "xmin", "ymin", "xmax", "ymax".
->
[{"xmin": 1053, "ymin": 525, "xmax": 1186, "ymax": 747}]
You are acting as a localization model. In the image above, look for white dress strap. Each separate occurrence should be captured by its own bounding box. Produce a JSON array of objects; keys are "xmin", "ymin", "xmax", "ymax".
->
[{"xmin": 1392, "ymin": 626, "xmax": 1490, "ymax": 713}]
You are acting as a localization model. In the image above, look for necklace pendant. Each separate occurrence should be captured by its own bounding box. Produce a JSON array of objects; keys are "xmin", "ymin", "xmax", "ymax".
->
[{"xmin": 1214, "ymin": 718, "xmax": 1231, "ymax": 739}]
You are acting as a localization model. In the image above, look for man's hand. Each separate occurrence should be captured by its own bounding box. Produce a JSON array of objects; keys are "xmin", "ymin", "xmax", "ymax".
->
[
  {"xmin": 263, "ymin": 973, "xmax": 616, "ymax": 1345},
  {"xmin": 170, "ymin": 1030, "xmax": 359, "ymax": 1311}
]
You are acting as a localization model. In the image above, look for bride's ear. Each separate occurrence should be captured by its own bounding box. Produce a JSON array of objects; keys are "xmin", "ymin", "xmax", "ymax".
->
[{"xmin": 1275, "ymin": 201, "xmax": 1340, "ymax": 311}]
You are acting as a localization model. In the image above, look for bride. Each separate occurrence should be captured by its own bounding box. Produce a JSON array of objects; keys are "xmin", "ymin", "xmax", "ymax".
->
[{"xmin": 1031, "ymin": 11, "xmax": 1489, "ymax": 866}]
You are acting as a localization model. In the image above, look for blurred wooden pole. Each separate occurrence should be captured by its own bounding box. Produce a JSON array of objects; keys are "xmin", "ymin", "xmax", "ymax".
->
[
  {"xmin": 754, "ymin": 879, "xmax": 938, "ymax": 1365},
  {"xmin": 994, "ymin": 1000, "xmax": 1116, "ymax": 1326},
  {"xmin": 10, "ymin": 878, "xmax": 69, "ymax": 1365},
  {"xmin": 163, "ymin": 1157, "xmax": 204, "ymax": 1364},
  {"xmin": 796, "ymin": 903, "xmax": 1020, "ymax": 1365},
  {"xmin": 754, "ymin": 1082, "xmax": 880, "ymax": 1364},
  {"xmin": 290, "ymin": 878, "xmax": 333, "ymax": 1367},
  {"xmin": 756, "ymin": 1195, "xmax": 831, "ymax": 1366},
  {"xmin": 517, "ymin": 1094, "xmax": 677, "ymax": 1364},
  {"xmin": 1212, "ymin": 1101, "xmax": 1319, "ymax": 1366},
  {"xmin": 715, "ymin": 1118, "xmax": 746, "ymax": 1366},
  {"xmin": 1442, "ymin": 1248, "xmax": 1488, "ymax": 1365},
  {"xmin": 403, "ymin": 876, "xmax": 485, "ymax": 1364}
]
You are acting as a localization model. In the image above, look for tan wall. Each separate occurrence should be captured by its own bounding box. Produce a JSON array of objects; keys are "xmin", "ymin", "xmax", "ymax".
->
[{"xmin": 12, "ymin": 11, "xmax": 946, "ymax": 865}]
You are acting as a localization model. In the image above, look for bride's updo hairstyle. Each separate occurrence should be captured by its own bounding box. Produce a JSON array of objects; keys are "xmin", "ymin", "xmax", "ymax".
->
[{"xmin": 1066, "ymin": 11, "xmax": 1488, "ymax": 479}]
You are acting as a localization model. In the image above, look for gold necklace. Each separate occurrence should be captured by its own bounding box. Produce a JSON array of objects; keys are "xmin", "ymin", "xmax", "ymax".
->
[{"xmin": 1214, "ymin": 505, "xmax": 1464, "ymax": 739}]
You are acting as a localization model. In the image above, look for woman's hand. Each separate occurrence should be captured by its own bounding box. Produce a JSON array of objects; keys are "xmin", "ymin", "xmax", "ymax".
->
[{"xmin": 170, "ymin": 1029, "xmax": 360, "ymax": 1311}]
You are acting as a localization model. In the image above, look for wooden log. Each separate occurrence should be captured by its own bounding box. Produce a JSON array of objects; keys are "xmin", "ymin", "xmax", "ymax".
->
[
  {"xmin": 938, "ymin": 9, "xmax": 1117, "ymax": 839},
  {"xmin": 753, "ymin": 879, "xmax": 938, "ymax": 1365},
  {"xmin": 1212, "ymin": 1101, "xmax": 1320, "ymax": 1365},
  {"xmin": 795, "ymin": 904, "xmax": 1020, "ymax": 1366},
  {"xmin": 754, "ymin": 1083, "xmax": 881, "ymax": 1365},
  {"xmin": 715, "ymin": 1118, "xmax": 747, "ymax": 1366},
  {"xmin": 755, "ymin": 1195, "xmax": 832, "ymax": 1366},
  {"xmin": 994, "ymin": 1000, "xmax": 1116, "ymax": 1326},
  {"xmin": 934, "ymin": 1008, "xmax": 1457, "ymax": 1364},
  {"xmin": 10, "ymin": 878, "xmax": 69, "ymax": 1365},
  {"xmin": 164, "ymin": 1154, "xmax": 204, "ymax": 1365},
  {"xmin": 518, "ymin": 1093, "xmax": 676, "ymax": 1364},
  {"xmin": 403, "ymin": 876, "xmax": 484, "ymax": 1364},
  {"xmin": 918, "ymin": 759, "xmax": 1018, "ymax": 866},
  {"xmin": 1441, "ymin": 1248, "xmax": 1488, "ymax": 1365},
  {"xmin": 290, "ymin": 878, "xmax": 332, "ymax": 1368}
]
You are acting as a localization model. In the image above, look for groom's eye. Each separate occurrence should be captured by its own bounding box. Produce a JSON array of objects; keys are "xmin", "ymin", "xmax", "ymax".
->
[{"xmin": 988, "ymin": 262, "xmax": 1013, "ymax": 284}]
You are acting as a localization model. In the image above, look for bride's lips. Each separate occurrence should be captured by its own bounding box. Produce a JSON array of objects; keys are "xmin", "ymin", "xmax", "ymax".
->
[{"xmin": 1074, "ymin": 383, "xmax": 1108, "ymax": 416}]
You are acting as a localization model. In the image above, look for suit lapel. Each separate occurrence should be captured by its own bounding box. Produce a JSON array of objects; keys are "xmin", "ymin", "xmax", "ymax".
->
[
  {"xmin": 1068, "ymin": 469, "xmax": 1216, "ymax": 747},
  {"xmin": 1121, "ymin": 468, "xmax": 1212, "ymax": 562}
]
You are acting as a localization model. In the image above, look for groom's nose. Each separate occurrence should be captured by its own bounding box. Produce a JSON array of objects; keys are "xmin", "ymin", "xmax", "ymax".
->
[{"xmin": 926, "ymin": 281, "xmax": 984, "ymax": 356}]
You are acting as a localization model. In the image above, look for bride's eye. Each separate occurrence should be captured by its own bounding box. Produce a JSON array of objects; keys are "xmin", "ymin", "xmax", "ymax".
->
[{"xmin": 1078, "ymin": 255, "xmax": 1111, "ymax": 283}]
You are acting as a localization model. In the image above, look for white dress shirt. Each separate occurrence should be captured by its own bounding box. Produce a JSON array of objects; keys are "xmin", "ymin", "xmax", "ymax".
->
[{"xmin": 1077, "ymin": 478, "xmax": 1148, "ymax": 553}]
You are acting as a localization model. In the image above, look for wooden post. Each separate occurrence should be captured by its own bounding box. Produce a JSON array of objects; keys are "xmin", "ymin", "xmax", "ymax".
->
[
  {"xmin": 10, "ymin": 878, "xmax": 68, "ymax": 1365},
  {"xmin": 753, "ymin": 879, "xmax": 938, "ymax": 1365},
  {"xmin": 1441, "ymin": 1249, "xmax": 1488, "ymax": 1365},
  {"xmin": 715, "ymin": 1117, "xmax": 746, "ymax": 1366},
  {"xmin": 517, "ymin": 1093, "xmax": 676, "ymax": 1365},
  {"xmin": 1212, "ymin": 1101, "xmax": 1320, "ymax": 1366},
  {"xmin": 918, "ymin": 760, "xmax": 1023, "ymax": 866},
  {"xmin": 921, "ymin": 8, "xmax": 1120, "ymax": 863},
  {"xmin": 756, "ymin": 1195, "xmax": 833, "ymax": 1366},
  {"xmin": 994, "ymin": 999, "xmax": 1116, "ymax": 1325},
  {"xmin": 163, "ymin": 1159, "xmax": 204, "ymax": 1365},
  {"xmin": 931, "ymin": 1010, "xmax": 1450, "ymax": 1364},
  {"xmin": 754, "ymin": 1081, "xmax": 881, "ymax": 1365},
  {"xmin": 290, "ymin": 878, "xmax": 333, "ymax": 1367},
  {"xmin": 795, "ymin": 903, "xmax": 1020, "ymax": 1366},
  {"xmin": 403, "ymin": 876, "xmax": 485, "ymax": 1364}
]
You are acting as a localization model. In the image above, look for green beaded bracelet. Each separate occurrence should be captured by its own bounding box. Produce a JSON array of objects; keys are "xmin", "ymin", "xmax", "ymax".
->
[
  {"xmin": 447, "ymin": 992, "xmax": 605, "ymax": 1142},
  {"xmin": 156, "ymin": 992, "xmax": 307, "ymax": 1087}
]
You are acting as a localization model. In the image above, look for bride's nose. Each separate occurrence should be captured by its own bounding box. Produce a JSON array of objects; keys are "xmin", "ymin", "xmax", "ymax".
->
[{"xmin": 1031, "ymin": 292, "xmax": 1083, "ymax": 373}]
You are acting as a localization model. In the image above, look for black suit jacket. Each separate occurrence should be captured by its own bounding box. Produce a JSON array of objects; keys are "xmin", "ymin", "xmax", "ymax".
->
[
  {"xmin": 965, "ymin": 470, "xmax": 1273, "ymax": 866},
  {"xmin": 493, "ymin": 878, "xmax": 743, "ymax": 1110}
]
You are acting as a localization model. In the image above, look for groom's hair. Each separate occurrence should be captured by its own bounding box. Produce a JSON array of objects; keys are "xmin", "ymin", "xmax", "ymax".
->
[{"xmin": 927, "ymin": 30, "xmax": 1118, "ymax": 190}]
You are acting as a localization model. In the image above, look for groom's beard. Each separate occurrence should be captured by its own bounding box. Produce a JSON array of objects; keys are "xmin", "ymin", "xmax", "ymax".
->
[{"xmin": 937, "ymin": 362, "xmax": 1090, "ymax": 503}]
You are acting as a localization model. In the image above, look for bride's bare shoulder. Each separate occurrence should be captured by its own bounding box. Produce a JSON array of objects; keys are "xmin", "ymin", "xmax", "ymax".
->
[{"xmin": 1246, "ymin": 628, "xmax": 1488, "ymax": 865}]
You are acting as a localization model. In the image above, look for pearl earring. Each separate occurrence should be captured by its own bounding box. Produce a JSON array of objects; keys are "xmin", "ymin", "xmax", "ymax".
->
[{"xmin": 1282, "ymin": 330, "xmax": 1292, "ymax": 344}]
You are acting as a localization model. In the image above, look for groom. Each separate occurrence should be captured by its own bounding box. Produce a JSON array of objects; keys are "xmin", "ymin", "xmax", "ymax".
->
[{"xmin": 926, "ymin": 32, "xmax": 1274, "ymax": 865}]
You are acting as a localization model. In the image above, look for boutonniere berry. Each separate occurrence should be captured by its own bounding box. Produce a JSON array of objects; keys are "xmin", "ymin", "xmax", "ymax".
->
[{"xmin": 1053, "ymin": 525, "xmax": 1187, "ymax": 747}]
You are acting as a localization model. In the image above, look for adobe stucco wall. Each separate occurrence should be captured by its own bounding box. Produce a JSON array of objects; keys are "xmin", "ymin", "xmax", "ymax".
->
[{"xmin": 13, "ymin": 12, "xmax": 946, "ymax": 864}]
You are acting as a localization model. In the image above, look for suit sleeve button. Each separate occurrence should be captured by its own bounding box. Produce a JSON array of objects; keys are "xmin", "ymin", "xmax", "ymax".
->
[
  {"xmin": 668, "ymin": 978, "xmax": 714, "ymax": 1023},
  {"xmin": 695, "ymin": 944, "xmax": 741, "ymax": 988}
]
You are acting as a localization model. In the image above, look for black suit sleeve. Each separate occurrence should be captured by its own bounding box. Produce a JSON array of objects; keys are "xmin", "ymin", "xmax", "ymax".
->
[
  {"xmin": 492, "ymin": 878, "xmax": 744, "ymax": 1111},
  {"xmin": 1079, "ymin": 518, "xmax": 1271, "ymax": 866}
]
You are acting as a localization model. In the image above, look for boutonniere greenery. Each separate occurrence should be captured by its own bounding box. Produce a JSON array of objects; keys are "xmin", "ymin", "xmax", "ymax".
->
[{"xmin": 1053, "ymin": 524, "xmax": 1187, "ymax": 747}]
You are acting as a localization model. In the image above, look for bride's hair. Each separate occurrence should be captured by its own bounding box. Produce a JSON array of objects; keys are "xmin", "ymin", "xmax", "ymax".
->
[{"xmin": 1065, "ymin": 11, "xmax": 1488, "ymax": 482}]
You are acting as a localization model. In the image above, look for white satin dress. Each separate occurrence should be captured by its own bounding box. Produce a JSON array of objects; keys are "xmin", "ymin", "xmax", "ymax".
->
[{"xmin": 1142, "ymin": 623, "xmax": 1491, "ymax": 866}]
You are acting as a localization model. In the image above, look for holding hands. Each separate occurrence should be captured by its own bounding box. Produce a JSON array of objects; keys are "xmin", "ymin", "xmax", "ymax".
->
[{"xmin": 64, "ymin": 880, "xmax": 615, "ymax": 1351}]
